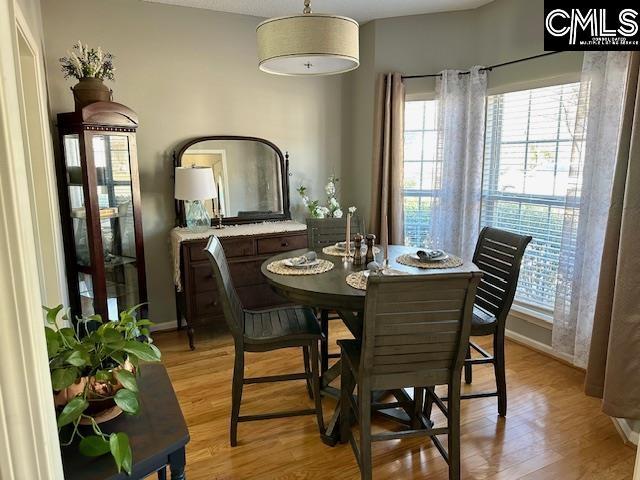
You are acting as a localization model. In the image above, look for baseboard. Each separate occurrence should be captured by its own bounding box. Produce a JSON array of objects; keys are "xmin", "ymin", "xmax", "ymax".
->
[
  {"xmin": 505, "ymin": 328, "xmax": 577, "ymax": 368},
  {"xmin": 612, "ymin": 418, "xmax": 640, "ymax": 446},
  {"xmin": 150, "ymin": 321, "xmax": 178, "ymax": 332}
]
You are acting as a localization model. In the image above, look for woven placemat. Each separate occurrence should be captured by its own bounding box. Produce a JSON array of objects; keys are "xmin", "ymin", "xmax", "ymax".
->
[
  {"xmin": 345, "ymin": 269, "xmax": 407, "ymax": 290},
  {"xmin": 322, "ymin": 245, "xmax": 380, "ymax": 257},
  {"xmin": 266, "ymin": 259, "xmax": 334, "ymax": 276},
  {"xmin": 396, "ymin": 253, "xmax": 463, "ymax": 269}
]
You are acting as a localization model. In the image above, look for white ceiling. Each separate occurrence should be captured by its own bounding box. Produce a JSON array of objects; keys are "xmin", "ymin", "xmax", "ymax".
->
[{"xmin": 142, "ymin": 0, "xmax": 494, "ymax": 23}]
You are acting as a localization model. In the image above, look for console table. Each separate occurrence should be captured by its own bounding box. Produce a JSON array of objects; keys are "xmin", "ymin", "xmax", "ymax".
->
[
  {"xmin": 61, "ymin": 364, "xmax": 189, "ymax": 479},
  {"xmin": 171, "ymin": 221, "xmax": 307, "ymax": 349}
]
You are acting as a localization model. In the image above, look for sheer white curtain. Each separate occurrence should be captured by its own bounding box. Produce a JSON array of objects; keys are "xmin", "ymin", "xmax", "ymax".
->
[
  {"xmin": 430, "ymin": 66, "xmax": 487, "ymax": 260},
  {"xmin": 553, "ymin": 52, "xmax": 630, "ymax": 367}
]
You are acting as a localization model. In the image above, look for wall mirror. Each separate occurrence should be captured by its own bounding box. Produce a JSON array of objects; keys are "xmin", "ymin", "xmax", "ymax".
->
[{"xmin": 174, "ymin": 136, "xmax": 291, "ymax": 225}]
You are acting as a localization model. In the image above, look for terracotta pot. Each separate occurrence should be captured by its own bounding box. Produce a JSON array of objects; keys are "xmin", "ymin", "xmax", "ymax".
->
[
  {"xmin": 72, "ymin": 77, "xmax": 112, "ymax": 111},
  {"xmin": 54, "ymin": 362, "xmax": 134, "ymax": 425}
]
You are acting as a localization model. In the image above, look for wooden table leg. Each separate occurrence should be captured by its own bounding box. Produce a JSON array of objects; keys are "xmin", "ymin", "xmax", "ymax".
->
[{"xmin": 169, "ymin": 447, "xmax": 186, "ymax": 480}]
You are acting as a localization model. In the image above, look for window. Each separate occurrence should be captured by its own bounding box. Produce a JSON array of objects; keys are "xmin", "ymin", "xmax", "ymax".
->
[
  {"xmin": 403, "ymin": 100, "xmax": 439, "ymax": 247},
  {"xmin": 481, "ymin": 83, "xmax": 582, "ymax": 311}
]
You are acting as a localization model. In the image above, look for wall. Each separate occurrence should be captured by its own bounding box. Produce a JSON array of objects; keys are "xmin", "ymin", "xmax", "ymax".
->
[
  {"xmin": 342, "ymin": 0, "xmax": 584, "ymax": 346},
  {"xmin": 41, "ymin": 0, "xmax": 344, "ymax": 326}
]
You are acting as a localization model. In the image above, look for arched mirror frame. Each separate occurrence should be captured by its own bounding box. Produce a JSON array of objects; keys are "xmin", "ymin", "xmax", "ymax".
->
[{"xmin": 173, "ymin": 135, "xmax": 291, "ymax": 226}]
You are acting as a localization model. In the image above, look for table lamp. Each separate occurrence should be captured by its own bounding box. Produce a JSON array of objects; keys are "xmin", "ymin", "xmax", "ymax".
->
[{"xmin": 175, "ymin": 166, "xmax": 217, "ymax": 231}]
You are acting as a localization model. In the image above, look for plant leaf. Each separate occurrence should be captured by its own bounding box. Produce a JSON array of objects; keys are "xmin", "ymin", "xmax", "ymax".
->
[
  {"xmin": 125, "ymin": 303, "xmax": 147, "ymax": 316},
  {"xmin": 114, "ymin": 388, "xmax": 139, "ymax": 414},
  {"xmin": 109, "ymin": 432, "xmax": 132, "ymax": 474},
  {"xmin": 114, "ymin": 369, "xmax": 137, "ymax": 392},
  {"xmin": 79, "ymin": 435, "xmax": 111, "ymax": 457},
  {"xmin": 57, "ymin": 397, "xmax": 88, "ymax": 427},
  {"xmin": 51, "ymin": 367, "xmax": 78, "ymax": 391},
  {"xmin": 43, "ymin": 304, "xmax": 63, "ymax": 324},
  {"xmin": 66, "ymin": 349, "xmax": 90, "ymax": 367},
  {"xmin": 122, "ymin": 341, "xmax": 160, "ymax": 362},
  {"xmin": 94, "ymin": 369, "xmax": 112, "ymax": 382}
]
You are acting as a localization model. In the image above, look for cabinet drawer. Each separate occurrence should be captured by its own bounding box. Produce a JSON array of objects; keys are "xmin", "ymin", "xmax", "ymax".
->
[
  {"xmin": 191, "ymin": 262, "xmax": 216, "ymax": 293},
  {"xmin": 186, "ymin": 237, "xmax": 256, "ymax": 262},
  {"xmin": 257, "ymin": 234, "xmax": 307, "ymax": 255},
  {"xmin": 193, "ymin": 291, "xmax": 220, "ymax": 317},
  {"xmin": 221, "ymin": 237, "xmax": 256, "ymax": 258},
  {"xmin": 229, "ymin": 260, "xmax": 264, "ymax": 287}
]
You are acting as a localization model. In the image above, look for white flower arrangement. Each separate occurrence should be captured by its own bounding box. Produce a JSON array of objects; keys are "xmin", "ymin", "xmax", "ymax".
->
[
  {"xmin": 297, "ymin": 176, "xmax": 356, "ymax": 219},
  {"xmin": 60, "ymin": 41, "xmax": 115, "ymax": 81}
]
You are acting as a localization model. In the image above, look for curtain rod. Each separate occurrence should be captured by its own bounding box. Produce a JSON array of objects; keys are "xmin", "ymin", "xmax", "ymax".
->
[{"xmin": 401, "ymin": 51, "xmax": 563, "ymax": 80}]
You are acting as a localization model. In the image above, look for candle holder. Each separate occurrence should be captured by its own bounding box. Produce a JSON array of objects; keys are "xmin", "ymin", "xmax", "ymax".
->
[{"xmin": 213, "ymin": 213, "xmax": 225, "ymax": 229}]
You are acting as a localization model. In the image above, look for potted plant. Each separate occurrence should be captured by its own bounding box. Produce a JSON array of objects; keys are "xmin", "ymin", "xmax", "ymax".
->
[
  {"xmin": 44, "ymin": 304, "xmax": 161, "ymax": 475},
  {"xmin": 59, "ymin": 41, "xmax": 115, "ymax": 110}
]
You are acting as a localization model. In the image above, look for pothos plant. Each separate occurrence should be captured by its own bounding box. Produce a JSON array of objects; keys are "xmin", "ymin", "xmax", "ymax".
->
[{"xmin": 44, "ymin": 304, "xmax": 161, "ymax": 475}]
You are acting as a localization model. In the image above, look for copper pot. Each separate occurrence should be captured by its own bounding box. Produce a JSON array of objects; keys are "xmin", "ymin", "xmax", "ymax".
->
[
  {"xmin": 54, "ymin": 362, "xmax": 134, "ymax": 425},
  {"xmin": 72, "ymin": 77, "xmax": 112, "ymax": 111}
]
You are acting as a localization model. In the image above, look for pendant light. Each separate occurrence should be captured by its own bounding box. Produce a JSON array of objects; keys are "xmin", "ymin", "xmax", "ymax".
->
[{"xmin": 256, "ymin": 0, "xmax": 359, "ymax": 76}]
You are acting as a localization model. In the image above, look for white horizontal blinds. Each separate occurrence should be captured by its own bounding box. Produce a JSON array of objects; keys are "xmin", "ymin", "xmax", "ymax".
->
[
  {"xmin": 403, "ymin": 100, "xmax": 440, "ymax": 247},
  {"xmin": 481, "ymin": 82, "xmax": 583, "ymax": 310}
]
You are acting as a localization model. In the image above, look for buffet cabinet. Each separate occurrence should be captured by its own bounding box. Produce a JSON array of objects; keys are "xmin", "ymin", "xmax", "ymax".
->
[{"xmin": 176, "ymin": 231, "xmax": 307, "ymax": 349}]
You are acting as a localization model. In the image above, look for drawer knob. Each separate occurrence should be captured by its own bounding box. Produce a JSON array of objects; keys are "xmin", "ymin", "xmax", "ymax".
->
[{"xmin": 281, "ymin": 240, "xmax": 289, "ymax": 247}]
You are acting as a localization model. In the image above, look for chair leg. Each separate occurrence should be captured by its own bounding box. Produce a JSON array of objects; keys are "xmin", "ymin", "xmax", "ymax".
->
[
  {"xmin": 340, "ymin": 352, "xmax": 354, "ymax": 444},
  {"xmin": 423, "ymin": 386, "xmax": 434, "ymax": 421},
  {"xmin": 320, "ymin": 309, "xmax": 329, "ymax": 376},
  {"xmin": 310, "ymin": 341, "xmax": 325, "ymax": 433},
  {"xmin": 447, "ymin": 381, "xmax": 461, "ymax": 480},
  {"xmin": 230, "ymin": 348, "xmax": 244, "ymax": 447},
  {"xmin": 464, "ymin": 344, "xmax": 472, "ymax": 384},
  {"xmin": 359, "ymin": 385, "xmax": 372, "ymax": 480},
  {"xmin": 412, "ymin": 388, "xmax": 424, "ymax": 429},
  {"xmin": 494, "ymin": 333, "xmax": 507, "ymax": 417},
  {"xmin": 303, "ymin": 346, "xmax": 313, "ymax": 399}
]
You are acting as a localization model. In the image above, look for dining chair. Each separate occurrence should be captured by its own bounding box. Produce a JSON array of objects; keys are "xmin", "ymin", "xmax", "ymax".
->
[
  {"xmin": 306, "ymin": 215, "xmax": 366, "ymax": 376},
  {"xmin": 464, "ymin": 226, "xmax": 532, "ymax": 416},
  {"xmin": 204, "ymin": 236, "xmax": 324, "ymax": 446},
  {"xmin": 339, "ymin": 272, "xmax": 481, "ymax": 480}
]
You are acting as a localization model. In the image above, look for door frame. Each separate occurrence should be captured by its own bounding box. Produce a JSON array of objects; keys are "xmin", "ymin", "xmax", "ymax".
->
[{"xmin": 0, "ymin": 0, "xmax": 64, "ymax": 478}]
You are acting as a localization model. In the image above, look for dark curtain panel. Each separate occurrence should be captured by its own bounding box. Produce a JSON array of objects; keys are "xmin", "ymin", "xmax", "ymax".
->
[
  {"xmin": 585, "ymin": 52, "xmax": 640, "ymax": 419},
  {"xmin": 370, "ymin": 73, "xmax": 405, "ymax": 245}
]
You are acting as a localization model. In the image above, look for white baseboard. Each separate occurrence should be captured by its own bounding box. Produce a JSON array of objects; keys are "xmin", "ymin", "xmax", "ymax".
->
[
  {"xmin": 505, "ymin": 328, "xmax": 575, "ymax": 366},
  {"xmin": 150, "ymin": 321, "xmax": 178, "ymax": 332},
  {"xmin": 613, "ymin": 418, "xmax": 640, "ymax": 446}
]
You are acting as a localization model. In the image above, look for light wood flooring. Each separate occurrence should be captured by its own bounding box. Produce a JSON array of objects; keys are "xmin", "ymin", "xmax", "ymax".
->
[{"xmin": 152, "ymin": 323, "xmax": 636, "ymax": 479}]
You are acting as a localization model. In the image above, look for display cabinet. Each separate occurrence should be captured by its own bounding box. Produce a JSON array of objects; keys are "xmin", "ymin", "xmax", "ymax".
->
[{"xmin": 55, "ymin": 101, "xmax": 147, "ymax": 321}]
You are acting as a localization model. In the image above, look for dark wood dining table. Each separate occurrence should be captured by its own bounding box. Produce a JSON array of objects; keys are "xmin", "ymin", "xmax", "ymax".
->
[{"xmin": 261, "ymin": 244, "xmax": 481, "ymax": 445}]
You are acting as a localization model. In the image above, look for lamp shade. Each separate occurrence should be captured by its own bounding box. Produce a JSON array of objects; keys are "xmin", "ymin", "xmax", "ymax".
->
[
  {"xmin": 257, "ymin": 14, "xmax": 359, "ymax": 76},
  {"xmin": 174, "ymin": 167, "xmax": 217, "ymax": 201}
]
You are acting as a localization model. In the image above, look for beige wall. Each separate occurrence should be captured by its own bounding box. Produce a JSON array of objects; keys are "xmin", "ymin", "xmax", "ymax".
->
[{"xmin": 41, "ymin": 0, "xmax": 344, "ymax": 325}]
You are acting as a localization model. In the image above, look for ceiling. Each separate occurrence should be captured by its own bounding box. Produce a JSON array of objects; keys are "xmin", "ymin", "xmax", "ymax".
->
[{"xmin": 142, "ymin": 0, "xmax": 495, "ymax": 23}]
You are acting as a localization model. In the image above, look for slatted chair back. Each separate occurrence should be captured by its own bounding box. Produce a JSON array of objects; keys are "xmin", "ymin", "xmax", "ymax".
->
[
  {"xmin": 204, "ymin": 236, "xmax": 245, "ymax": 337},
  {"xmin": 471, "ymin": 227, "xmax": 532, "ymax": 327},
  {"xmin": 306, "ymin": 216, "xmax": 366, "ymax": 249},
  {"xmin": 361, "ymin": 273, "xmax": 481, "ymax": 391}
]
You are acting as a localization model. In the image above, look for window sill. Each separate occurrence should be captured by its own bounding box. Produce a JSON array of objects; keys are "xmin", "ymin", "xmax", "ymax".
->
[{"xmin": 509, "ymin": 302, "xmax": 553, "ymax": 330}]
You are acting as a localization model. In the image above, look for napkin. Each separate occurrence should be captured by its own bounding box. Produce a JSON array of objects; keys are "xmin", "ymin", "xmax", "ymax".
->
[
  {"xmin": 417, "ymin": 249, "xmax": 445, "ymax": 262},
  {"xmin": 367, "ymin": 261, "xmax": 382, "ymax": 273},
  {"xmin": 289, "ymin": 251, "xmax": 317, "ymax": 266}
]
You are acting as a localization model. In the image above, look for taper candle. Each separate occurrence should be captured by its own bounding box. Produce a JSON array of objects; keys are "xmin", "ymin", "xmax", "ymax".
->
[{"xmin": 345, "ymin": 213, "xmax": 351, "ymax": 255}]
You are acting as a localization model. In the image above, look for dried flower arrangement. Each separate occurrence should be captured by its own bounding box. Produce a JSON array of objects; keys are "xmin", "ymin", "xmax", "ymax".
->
[{"xmin": 60, "ymin": 41, "xmax": 115, "ymax": 81}]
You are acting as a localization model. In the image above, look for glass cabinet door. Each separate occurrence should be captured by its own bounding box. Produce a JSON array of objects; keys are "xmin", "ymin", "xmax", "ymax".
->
[
  {"xmin": 91, "ymin": 134, "xmax": 140, "ymax": 321},
  {"xmin": 63, "ymin": 134, "xmax": 96, "ymax": 317}
]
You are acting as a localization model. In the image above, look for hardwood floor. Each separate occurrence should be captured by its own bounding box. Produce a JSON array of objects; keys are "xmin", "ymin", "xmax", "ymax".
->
[{"xmin": 152, "ymin": 322, "xmax": 636, "ymax": 479}]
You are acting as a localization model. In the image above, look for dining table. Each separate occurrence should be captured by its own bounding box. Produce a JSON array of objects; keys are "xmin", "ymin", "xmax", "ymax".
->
[{"xmin": 261, "ymin": 244, "xmax": 481, "ymax": 446}]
